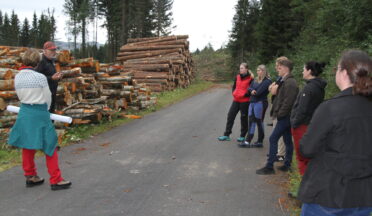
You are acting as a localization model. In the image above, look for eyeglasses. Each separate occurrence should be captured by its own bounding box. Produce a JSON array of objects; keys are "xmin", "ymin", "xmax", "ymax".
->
[{"xmin": 333, "ymin": 66, "xmax": 341, "ymax": 73}]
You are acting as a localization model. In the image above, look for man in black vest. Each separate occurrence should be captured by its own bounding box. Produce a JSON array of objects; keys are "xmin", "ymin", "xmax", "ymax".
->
[
  {"xmin": 35, "ymin": 41, "xmax": 63, "ymax": 113},
  {"xmin": 36, "ymin": 41, "xmax": 63, "ymax": 150}
]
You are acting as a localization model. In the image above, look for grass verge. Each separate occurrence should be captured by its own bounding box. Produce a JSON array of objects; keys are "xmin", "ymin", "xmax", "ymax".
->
[
  {"xmin": 288, "ymin": 157, "xmax": 303, "ymax": 216},
  {"xmin": 0, "ymin": 80, "xmax": 214, "ymax": 172}
]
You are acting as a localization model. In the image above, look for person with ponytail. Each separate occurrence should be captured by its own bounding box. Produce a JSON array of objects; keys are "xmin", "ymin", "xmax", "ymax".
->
[
  {"xmin": 298, "ymin": 50, "xmax": 372, "ymax": 215},
  {"xmin": 239, "ymin": 65, "xmax": 272, "ymax": 147},
  {"xmin": 218, "ymin": 63, "xmax": 253, "ymax": 142},
  {"xmin": 290, "ymin": 61, "xmax": 327, "ymax": 175}
]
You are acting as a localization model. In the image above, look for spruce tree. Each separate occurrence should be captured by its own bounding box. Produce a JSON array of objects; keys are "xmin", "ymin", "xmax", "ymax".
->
[
  {"xmin": 228, "ymin": 0, "xmax": 260, "ymax": 68},
  {"xmin": 153, "ymin": 0, "xmax": 174, "ymax": 37},
  {"xmin": 20, "ymin": 18, "xmax": 31, "ymax": 47},
  {"xmin": 2, "ymin": 13, "xmax": 11, "ymax": 45},
  {"xmin": 30, "ymin": 13, "xmax": 39, "ymax": 48},
  {"xmin": 9, "ymin": 11, "xmax": 20, "ymax": 46},
  {"xmin": 256, "ymin": 0, "xmax": 297, "ymax": 63},
  {"xmin": 0, "ymin": 10, "xmax": 3, "ymax": 44}
]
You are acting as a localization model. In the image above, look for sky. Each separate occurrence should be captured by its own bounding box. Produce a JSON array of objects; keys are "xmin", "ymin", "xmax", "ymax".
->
[{"xmin": 1, "ymin": 0, "xmax": 237, "ymax": 51}]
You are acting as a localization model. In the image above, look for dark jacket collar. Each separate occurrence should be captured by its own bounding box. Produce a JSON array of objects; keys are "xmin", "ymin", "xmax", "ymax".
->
[
  {"xmin": 334, "ymin": 87, "xmax": 353, "ymax": 99},
  {"xmin": 282, "ymin": 74, "xmax": 294, "ymax": 81}
]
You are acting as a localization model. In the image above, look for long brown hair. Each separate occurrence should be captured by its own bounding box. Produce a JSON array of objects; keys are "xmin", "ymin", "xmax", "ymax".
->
[{"xmin": 339, "ymin": 50, "xmax": 372, "ymax": 98}]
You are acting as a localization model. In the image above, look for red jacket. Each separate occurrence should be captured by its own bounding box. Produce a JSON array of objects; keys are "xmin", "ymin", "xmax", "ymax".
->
[{"xmin": 232, "ymin": 74, "xmax": 252, "ymax": 103}]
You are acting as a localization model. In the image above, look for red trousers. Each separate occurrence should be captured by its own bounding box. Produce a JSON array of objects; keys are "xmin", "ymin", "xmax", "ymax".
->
[
  {"xmin": 291, "ymin": 125, "xmax": 310, "ymax": 175},
  {"xmin": 22, "ymin": 148, "xmax": 63, "ymax": 184}
]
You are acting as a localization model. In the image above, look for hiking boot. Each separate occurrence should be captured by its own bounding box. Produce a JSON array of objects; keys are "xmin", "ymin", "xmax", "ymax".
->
[
  {"xmin": 251, "ymin": 141, "xmax": 263, "ymax": 148},
  {"xmin": 236, "ymin": 137, "xmax": 245, "ymax": 142},
  {"xmin": 256, "ymin": 166, "xmax": 275, "ymax": 175},
  {"xmin": 278, "ymin": 165, "xmax": 291, "ymax": 172},
  {"xmin": 238, "ymin": 141, "xmax": 250, "ymax": 148},
  {"xmin": 218, "ymin": 136, "xmax": 231, "ymax": 141},
  {"xmin": 26, "ymin": 175, "xmax": 44, "ymax": 187},
  {"xmin": 51, "ymin": 180, "xmax": 72, "ymax": 191}
]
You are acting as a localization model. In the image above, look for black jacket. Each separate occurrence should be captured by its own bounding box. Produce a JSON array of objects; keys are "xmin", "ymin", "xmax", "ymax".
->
[
  {"xmin": 272, "ymin": 74, "xmax": 298, "ymax": 119},
  {"xmin": 298, "ymin": 87, "xmax": 372, "ymax": 208},
  {"xmin": 290, "ymin": 78, "xmax": 327, "ymax": 128},
  {"xmin": 35, "ymin": 55, "xmax": 58, "ymax": 95}
]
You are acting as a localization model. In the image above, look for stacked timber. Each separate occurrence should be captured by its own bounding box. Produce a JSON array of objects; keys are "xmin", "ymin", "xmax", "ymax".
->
[
  {"xmin": 116, "ymin": 35, "xmax": 195, "ymax": 92},
  {"xmin": 0, "ymin": 46, "xmax": 157, "ymax": 147},
  {"xmin": 96, "ymin": 64, "xmax": 156, "ymax": 111}
]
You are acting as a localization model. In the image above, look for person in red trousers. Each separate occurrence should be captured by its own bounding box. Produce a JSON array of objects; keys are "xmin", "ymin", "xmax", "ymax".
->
[
  {"xmin": 290, "ymin": 61, "xmax": 327, "ymax": 175},
  {"xmin": 8, "ymin": 48, "xmax": 71, "ymax": 190}
]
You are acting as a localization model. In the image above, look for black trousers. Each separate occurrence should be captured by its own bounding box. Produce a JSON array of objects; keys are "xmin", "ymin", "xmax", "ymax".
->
[
  {"xmin": 223, "ymin": 101, "xmax": 249, "ymax": 137},
  {"xmin": 49, "ymin": 93, "xmax": 57, "ymax": 113}
]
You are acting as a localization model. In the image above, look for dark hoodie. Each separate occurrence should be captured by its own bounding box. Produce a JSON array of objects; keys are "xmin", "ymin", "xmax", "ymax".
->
[{"xmin": 290, "ymin": 77, "xmax": 327, "ymax": 128}]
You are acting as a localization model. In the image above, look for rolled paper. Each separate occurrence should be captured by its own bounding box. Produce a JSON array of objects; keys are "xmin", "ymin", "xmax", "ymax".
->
[{"xmin": 6, "ymin": 105, "xmax": 72, "ymax": 124}]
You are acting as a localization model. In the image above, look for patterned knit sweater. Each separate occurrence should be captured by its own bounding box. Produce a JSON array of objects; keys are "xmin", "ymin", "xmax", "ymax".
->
[{"xmin": 15, "ymin": 68, "xmax": 52, "ymax": 110}]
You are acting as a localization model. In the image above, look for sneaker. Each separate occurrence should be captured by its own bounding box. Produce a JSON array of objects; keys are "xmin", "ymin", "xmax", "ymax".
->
[
  {"xmin": 278, "ymin": 165, "xmax": 291, "ymax": 172},
  {"xmin": 251, "ymin": 142, "xmax": 263, "ymax": 148},
  {"xmin": 256, "ymin": 166, "xmax": 275, "ymax": 175},
  {"xmin": 51, "ymin": 180, "xmax": 72, "ymax": 191},
  {"xmin": 267, "ymin": 123, "xmax": 273, "ymax": 127},
  {"xmin": 238, "ymin": 141, "xmax": 250, "ymax": 148},
  {"xmin": 236, "ymin": 137, "xmax": 245, "ymax": 142},
  {"xmin": 218, "ymin": 136, "xmax": 231, "ymax": 141},
  {"xmin": 26, "ymin": 175, "xmax": 44, "ymax": 187},
  {"xmin": 277, "ymin": 156, "xmax": 285, "ymax": 161}
]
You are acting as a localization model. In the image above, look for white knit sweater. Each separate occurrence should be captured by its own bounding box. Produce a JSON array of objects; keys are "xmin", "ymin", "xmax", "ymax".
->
[{"xmin": 15, "ymin": 69, "xmax": 52, "ymax": 110}]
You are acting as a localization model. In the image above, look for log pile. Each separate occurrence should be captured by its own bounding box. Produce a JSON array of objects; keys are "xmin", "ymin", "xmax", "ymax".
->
[
  {"xmin": 0, "ymin": 46, "xmax": 157, "ymax": 148},
  {"xmin": 116, "ymin": 35, "xmax": 195, "ymax": 92}
]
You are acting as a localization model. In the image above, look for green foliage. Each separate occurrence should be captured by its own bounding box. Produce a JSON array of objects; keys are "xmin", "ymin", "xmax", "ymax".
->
[
  {"xmin": 153, "ymin": 0, "xmax": 174, "ymax": 37},
  {"xmin": 0, "ymin": 9, "xmax": 56, "ymax": 48},
  {"xmin": 193, "ymin": 45, "xmax": 232, "ymax": 81},
  {"xmin": 20, "ymin": 18, "xmax": 31, "ymax": 47},
  {"xmin": 228, "ymin": 0, "xmax": 260, "ymax": 68}
]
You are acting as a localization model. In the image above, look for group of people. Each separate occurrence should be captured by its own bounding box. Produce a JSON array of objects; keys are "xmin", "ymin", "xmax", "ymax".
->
[
  {"xmin": 8, "ymin": 42, "xmax": 71, "ymax": 190},
  {"xmin": 218, "ymin": 50, "xmax": 372, "ymax": 215}
]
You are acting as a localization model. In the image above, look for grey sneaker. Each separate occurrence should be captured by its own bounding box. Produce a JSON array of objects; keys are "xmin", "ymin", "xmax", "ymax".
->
[
  {"xmin": 26, "ymin": 175, "xmax": 44, "ymax": 187},
  {"xmin": 51, "ymin": 180, "xmax": 72, "ymax": 191}
]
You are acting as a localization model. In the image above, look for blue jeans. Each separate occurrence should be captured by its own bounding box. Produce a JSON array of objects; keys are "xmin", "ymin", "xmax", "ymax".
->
[
  {"xmin": 266, "ymin": 115, "xmax": 293, "ymax": 168},
  {"xmin": 301, "ymin": 203, "xmax": 372, "ymax": 216}
]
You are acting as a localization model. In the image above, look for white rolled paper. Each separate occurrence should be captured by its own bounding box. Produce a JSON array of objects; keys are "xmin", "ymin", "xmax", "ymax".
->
[{"xmin": 6, "ymin": 105, "xmax": 72, "ymax": 124}]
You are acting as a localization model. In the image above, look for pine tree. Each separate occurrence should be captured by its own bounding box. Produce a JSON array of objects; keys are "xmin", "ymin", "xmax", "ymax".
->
[
  {"xmin": 153, "ymin": 0, "xmax": 174, "ymax": 37},
  {"xmin": 256, "ymin": 0, "xmax": 298, "ymax": 63},
  {"xmin": 30, "ymin": 13, "xmax": 39, "ymax": 47},
  {"xmin": 20, "ymin": 18, "xmax": 31, "ymax": 47},
  {"xmin": 228, "ymin": 0, "xmax": 260, "ymax": 68},
  {"xmin": 9, "ymin": 11, "xmax": 20, "ymax": 46},
  {"xmin": 0, "ymin": 10, "xmax": 3, "ymax": 44},
  {"xmin": 64, "ymin": 0, "xmax": 81, "ymax": 52},
  {"xmin": 2, "ymin": 13, "xmax": 11, "ymax": 45}
]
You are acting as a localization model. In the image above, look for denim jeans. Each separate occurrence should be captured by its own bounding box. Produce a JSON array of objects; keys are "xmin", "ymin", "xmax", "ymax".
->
[
  {"xmin": 266, "ymin": 115, "xmax": 293, "ymax": 168},
  {"xmin": 301, "ymin": 203, "xmax": 372, "ymax": 216}
]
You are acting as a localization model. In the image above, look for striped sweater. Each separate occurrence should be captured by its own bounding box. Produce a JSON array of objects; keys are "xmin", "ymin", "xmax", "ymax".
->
[{"xmin": 15, "ymin": 68, "xmax": 52, "ymax": 110}]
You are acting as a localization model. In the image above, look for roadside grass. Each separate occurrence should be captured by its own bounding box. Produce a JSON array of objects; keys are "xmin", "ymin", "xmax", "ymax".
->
[
  {"xmin": 288, "ymin": 156, "xmax": 303, "ymax": 216},
  {"xmin": 0, "ymin": 80, "xmax": 214, "ymax": 172}
]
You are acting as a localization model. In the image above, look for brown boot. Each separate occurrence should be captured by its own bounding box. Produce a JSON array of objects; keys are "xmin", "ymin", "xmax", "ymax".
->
[
  {"xmin": 51, "ymin": 180, "xmax": 72, "ymax": 191},
  {"xmin": 26, "ymin": 175, "xmax": 45, "ymax": 187}
]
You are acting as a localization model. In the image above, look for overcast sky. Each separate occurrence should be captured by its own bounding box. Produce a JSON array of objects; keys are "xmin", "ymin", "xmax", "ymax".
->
[{"xmin": 1, "ymin": 0, "xmax": 237, "ymax": 51}]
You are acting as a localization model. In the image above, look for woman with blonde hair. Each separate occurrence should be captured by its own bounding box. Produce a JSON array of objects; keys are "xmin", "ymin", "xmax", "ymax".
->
[
  {"xmin": 239, "ymin": 65, "xmax": 272, "ymax": 147},
  {"xmin": 8, "ymin": 48, "xmax": 71, "ymax": 190}
]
